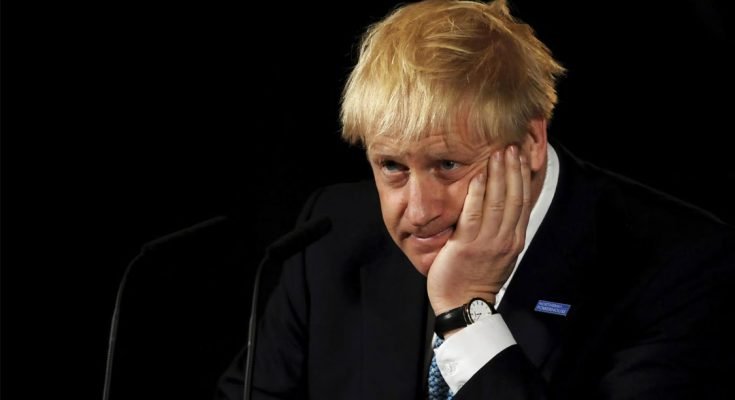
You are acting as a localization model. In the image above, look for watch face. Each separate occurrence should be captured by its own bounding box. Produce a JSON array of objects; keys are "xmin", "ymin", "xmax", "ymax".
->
[{"xmin": 467, "ymin": 299, "xmax": 493, "ymax": 322}]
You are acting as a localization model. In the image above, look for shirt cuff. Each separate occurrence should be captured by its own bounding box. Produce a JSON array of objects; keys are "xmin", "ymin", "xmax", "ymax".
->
[{"xmin": 434, "ymin": 314, "xmax": 516, "ymax": 394}]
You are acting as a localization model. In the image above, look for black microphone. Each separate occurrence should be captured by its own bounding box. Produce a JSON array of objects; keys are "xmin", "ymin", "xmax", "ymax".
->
[
  {"xmin": 103, "ymin": 216, "xmax": 229, "ymax": 400},
  {"xmin": 243, "ymin": 217, "xmax": 332, "ymax": 400}
]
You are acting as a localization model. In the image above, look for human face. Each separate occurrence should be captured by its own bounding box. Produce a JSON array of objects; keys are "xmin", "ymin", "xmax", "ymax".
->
[{"xmin": 367, "ymin": 133, "xmax": 499, "ymax": 276}]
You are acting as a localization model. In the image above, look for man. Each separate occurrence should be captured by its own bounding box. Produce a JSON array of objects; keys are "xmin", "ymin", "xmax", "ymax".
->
[{"xmin": 218, "ymin": 0, "xmax": 735, "ymax": 398}]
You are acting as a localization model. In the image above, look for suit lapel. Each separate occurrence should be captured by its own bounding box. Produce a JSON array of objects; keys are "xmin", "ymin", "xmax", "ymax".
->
[
  {"xmin": 360, "ymin": 233, "xmax": 429, "ymax": 400},
  {"xmin": 499, "ymin": 143, "xmax": 599, "ymax": 377},
  {"xmin": 499, "ymin": 229, "xmax": 582, "ymax": 375}
]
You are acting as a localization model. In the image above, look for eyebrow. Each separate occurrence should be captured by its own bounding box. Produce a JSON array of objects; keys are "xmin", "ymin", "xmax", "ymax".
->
[
  {"xmin": 367, "ymin": 148, "xmax": 470, "ymax": 163},
  {"xmin": 366, "ymin": 137, "xmax": 479, "ymax": 159},
  {"xmin": 366, "ymin": 145, "xmax": 405, "ymax": 158}
]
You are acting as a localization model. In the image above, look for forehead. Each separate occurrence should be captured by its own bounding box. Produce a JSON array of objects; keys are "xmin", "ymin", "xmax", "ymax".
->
[{"xmin": 366, "ymin": 131, "xmax": 491, "ymax": 156}]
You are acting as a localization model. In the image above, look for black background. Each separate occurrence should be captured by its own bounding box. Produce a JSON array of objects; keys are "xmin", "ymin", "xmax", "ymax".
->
[{"xmin": 2, "ymin": 1, "xmax": 733, "ymax": 398}]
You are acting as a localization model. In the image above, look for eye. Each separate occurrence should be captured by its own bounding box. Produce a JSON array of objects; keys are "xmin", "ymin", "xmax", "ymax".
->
[
  {"xmin": 439, "ymin": 160, "xmax": 459, "ymax": 171},
  {"xmin": 380, "ymin": 160, "xmax": 406, "ymax": 173}
]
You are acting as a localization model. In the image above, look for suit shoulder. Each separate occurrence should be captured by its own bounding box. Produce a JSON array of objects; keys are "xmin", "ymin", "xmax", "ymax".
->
[
  {"xmin": 295, "ymin": 180, "xmax": 393, "ymax": 264},
  {"xmin": 576, "ymin": 158, "xmax": 735, "ymax": 252},
  {"xmin": 299, "ymin": 180, "xmax": 382, "ymax": 228},
  {"xmin": 604, "ymin": 167, "xmax": 728, "ymax": 234},
  {"xmin": 555, "ymin": 146, "xmax": 733, "ymax": 259}
]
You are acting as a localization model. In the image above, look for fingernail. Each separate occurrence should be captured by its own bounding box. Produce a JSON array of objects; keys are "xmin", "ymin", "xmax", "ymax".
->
[
  {"xmin": 474, "ymin": 173, "xmax": 485, "ymax": 184},
  {"xmin": 494, "ymin": 151, "xmax": 503, "ymax": 162}
]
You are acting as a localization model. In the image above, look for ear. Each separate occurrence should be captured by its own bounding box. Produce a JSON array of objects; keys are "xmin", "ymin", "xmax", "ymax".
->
[{"xmin": 522, "ymin": 118, "xmax": 548, "ymax": 172}]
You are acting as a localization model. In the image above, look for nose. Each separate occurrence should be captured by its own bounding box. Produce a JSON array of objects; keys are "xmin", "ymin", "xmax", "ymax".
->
[{"xmin": 405, "ymin": 174, "xmax": 443, "ymax": 227}]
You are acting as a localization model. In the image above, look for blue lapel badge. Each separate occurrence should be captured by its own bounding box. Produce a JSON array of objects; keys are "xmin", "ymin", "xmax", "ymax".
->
[{"xmin": 534, "ymin": 300, "xmax": 571, "ymax": 317}]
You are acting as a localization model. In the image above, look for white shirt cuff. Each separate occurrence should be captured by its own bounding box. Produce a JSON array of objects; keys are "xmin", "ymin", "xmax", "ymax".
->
[{"xmin": 434, "ymin": 314, "xmax": 516, "ymax": 394}]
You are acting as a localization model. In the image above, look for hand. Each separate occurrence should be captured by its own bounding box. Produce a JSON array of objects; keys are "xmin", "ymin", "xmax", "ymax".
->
[{"xmin": 427, "ymin": 145, "xmax": 532, "ymax": 315}]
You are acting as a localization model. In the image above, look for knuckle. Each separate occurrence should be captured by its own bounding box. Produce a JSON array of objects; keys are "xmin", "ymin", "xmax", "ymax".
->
[
  {"xmin": 508, "ymin": 194, "xmax": 523, "ymax": 208},
  {"xmin": 457, "ymin": 245, "xmax": 481, "ymax": 259},
  {"xmin": 516, "ymin": 233, "xmax": 527, "ymax": 246},
  {"xmin": 464, "ymin": 210, "xmax": 482, "ymax": 222},
  {"xmin": 488, "ymin": 200, "xmax": 505, "ymax": 212},
  {"xmin": 492, "ymin": 237, "xmax": 515, "ymax": 255},
  {"xmin": 513, "ymin": 239, "xmax": 525, "ymax": 254}
]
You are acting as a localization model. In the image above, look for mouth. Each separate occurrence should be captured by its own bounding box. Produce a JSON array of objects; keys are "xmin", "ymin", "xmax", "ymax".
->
[
  {"xmin": 406, "ymin": 225, "xmax": 454, "ymax": 249},
  {"xmin": 413, "ymin": 226, "xmax": 454, "ymax": 240}
]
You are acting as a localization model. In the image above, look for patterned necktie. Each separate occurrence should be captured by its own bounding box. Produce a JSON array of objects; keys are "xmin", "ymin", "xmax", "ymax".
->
[{"xmin": 428, "ymin": 336, "xmax": 453, "ymax": 400}]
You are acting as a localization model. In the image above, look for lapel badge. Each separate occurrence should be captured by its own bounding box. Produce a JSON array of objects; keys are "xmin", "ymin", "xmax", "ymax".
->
[{"xmin": 534, "ymin": 300, "xmax": 571, "ymax": 317}]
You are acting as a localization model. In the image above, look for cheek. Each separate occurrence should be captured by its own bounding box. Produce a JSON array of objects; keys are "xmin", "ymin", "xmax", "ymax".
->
[
  {"xmin": 378, "ymin": 190, "xmax": 403, "ymax": 228},
  {"xmin": 446, "ymin": 180, "xmax": 472, "ymax": 216},
  {"xmin": 373, "ymin": 181, "xmax": 403, "ymax": 226}
]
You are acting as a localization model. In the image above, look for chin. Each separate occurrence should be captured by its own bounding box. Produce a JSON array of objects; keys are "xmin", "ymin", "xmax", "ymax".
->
[{"xmin": 408, "ymin": 251, "xmax": 438, "ymax": 277}]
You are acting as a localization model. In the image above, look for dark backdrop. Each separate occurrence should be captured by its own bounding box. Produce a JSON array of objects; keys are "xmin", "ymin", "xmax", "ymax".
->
[{"xmin": 2, "ymin": 1, "xmax": 733, "ymax": 398}]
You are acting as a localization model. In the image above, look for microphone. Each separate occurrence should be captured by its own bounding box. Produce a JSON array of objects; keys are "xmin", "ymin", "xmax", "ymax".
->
[
  {"xmin": 264, "ymin": 217, "xmax": 333, "ymax": 263},
  {"xmin": 243, "ymin": 217, "xmax": 332, "ymax": 400},
  {"xmin": 103, "ymin": 216, "xmax": 228, "ymax": 400}
]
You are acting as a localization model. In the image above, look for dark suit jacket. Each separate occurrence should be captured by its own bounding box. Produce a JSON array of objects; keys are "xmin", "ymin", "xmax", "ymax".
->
[{"xmin": 217, "ymin": 145, "xmax": 735, "ymax": 399}]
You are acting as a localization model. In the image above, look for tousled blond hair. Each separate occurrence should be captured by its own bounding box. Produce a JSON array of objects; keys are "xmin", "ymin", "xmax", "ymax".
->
[{"xmin": 341, "ymin": 0, "xmax": 565, "ymax": 149}]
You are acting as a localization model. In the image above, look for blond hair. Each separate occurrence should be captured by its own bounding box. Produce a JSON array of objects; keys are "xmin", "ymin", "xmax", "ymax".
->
[{"xmin": 341, "ymin": 0, "xmax": 565, "ymax": 148}]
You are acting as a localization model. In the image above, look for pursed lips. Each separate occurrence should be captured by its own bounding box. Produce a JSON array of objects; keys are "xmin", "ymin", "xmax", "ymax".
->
[{"xmin": 406, "ymin": 226, "xmax": 454, "ymax": 250}]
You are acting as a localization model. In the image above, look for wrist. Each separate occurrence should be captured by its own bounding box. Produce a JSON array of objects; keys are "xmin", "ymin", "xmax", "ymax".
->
[
  {"xmin": 431, "ymin": 293, "xmax": 496, "ymax": 316},
  {"xmin": 434, "ymin": 298, "xmax": 496, "ymax": 339}
]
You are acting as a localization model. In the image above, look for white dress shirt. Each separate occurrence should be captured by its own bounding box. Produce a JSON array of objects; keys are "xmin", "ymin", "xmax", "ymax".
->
[{"xmin": 434, "ymin": 144, "xmax": 560, "ymax": 394}]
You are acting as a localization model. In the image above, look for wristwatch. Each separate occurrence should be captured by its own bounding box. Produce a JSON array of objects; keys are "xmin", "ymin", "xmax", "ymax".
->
[{"xmin": 434, "ymin": 298, "xmax": 496, "ymax": 339}]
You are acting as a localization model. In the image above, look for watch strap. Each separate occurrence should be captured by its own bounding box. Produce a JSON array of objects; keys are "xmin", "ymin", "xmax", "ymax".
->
[
  {"xmin": 434, "ymin": 305, "xmax": 469, "ymax": 340},
  {"xmin": 434, "ymin": 298, "xmax": 496, "ymax": 339}
]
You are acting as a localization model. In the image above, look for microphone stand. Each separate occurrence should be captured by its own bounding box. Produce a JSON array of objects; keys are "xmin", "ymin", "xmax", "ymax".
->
[
  {"xmin": 102, "ymin": 216, "xmax": 227, "ymax": 400},
  {"xmin": 243, "ymin": 217, "xmax": 331, "ymax": 400},
  {"xmin": 242, "ymin": 251, "xmax": 270, "ymax": 400}
]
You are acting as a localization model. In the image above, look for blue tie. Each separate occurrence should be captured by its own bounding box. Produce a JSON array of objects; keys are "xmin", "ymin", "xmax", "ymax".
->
[{"xmin": 428, "ymin": 336, "xmax": 453, "ymax": 400}]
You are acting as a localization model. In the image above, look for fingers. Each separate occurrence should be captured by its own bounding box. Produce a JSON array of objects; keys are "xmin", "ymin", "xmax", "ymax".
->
[
  {"xmin": 479, "ymin": 145, "xmax": 530, "ymax": 245},
  {"xmin": 496, "ymin": 146, "xmax": 524, "ymax": 241},
  {"xmin": 454, "ymin": 170, "xmax": 487, "ymax": 242},
  {"xmin": 456, "ymin": 144, "xmax": 531, "ymax": 247},
  {"xmin": 515, "ymin": 154, "xmax": 532, "ymax": 246},
  {"xmin": 482, "ymin": 149, "xmax": 506, "ymax": 236}
]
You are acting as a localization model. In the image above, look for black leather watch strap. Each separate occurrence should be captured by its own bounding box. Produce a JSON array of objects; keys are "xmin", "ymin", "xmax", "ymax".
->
[{"xmin": 434, "ymin": 305, "xmax": 469, "ymax": 339}]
